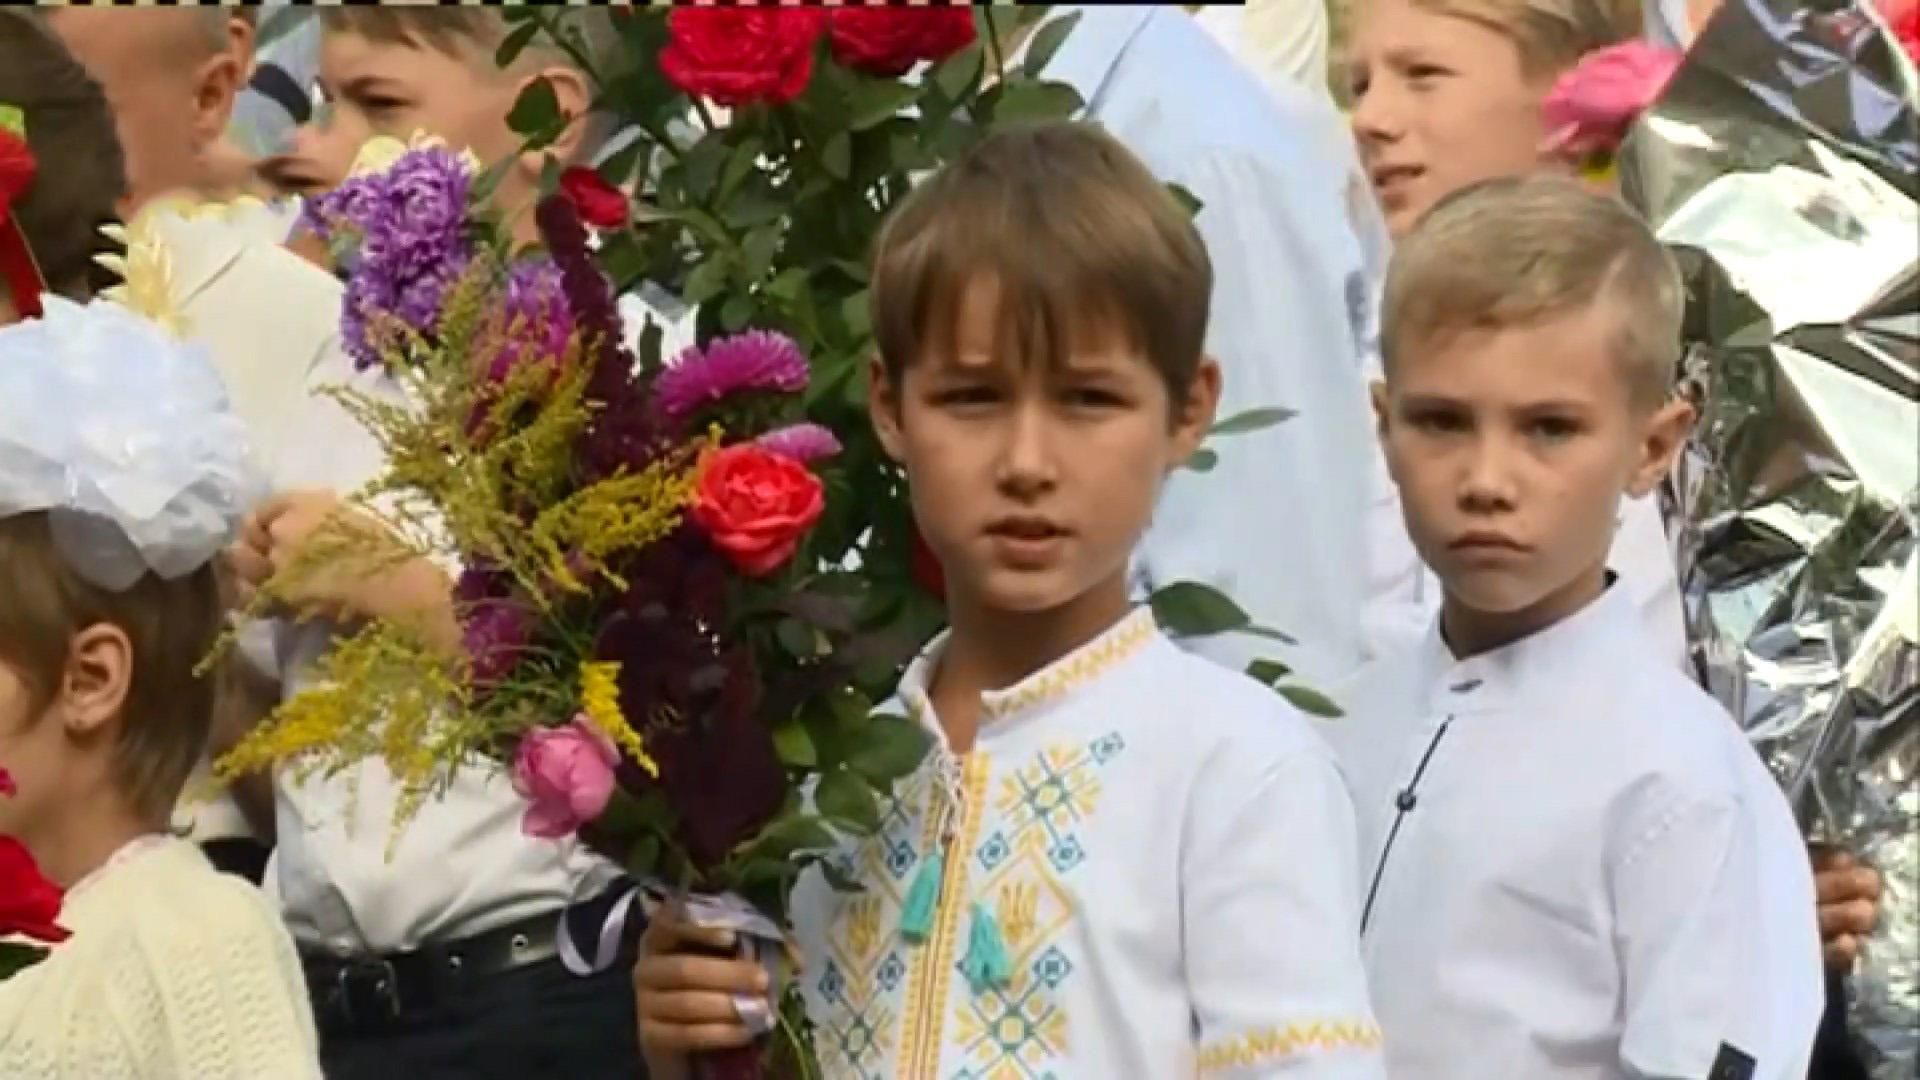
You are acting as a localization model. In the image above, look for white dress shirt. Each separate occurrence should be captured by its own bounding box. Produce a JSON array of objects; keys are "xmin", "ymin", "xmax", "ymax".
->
[
  {"xmin": 1040, "ymin": 7, "xmax": 1390, "ymax": 689},
  {"xmin": 1322, "ymin": 585, "xmax": 1823, "ymax": 1080},
  {"xmin": 790, "ymin": 609, "xmax": 1386, "ymax": 1077},
  {"xmin": 143, "ymin": 200, "xmax": 617, "ymax": 954}
]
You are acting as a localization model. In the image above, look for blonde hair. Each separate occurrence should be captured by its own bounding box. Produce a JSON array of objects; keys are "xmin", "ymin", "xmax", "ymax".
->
[
  {"xmin": 872, "ymin": 122, "xmax": 1213, "ymax": 411},
  {"xmin": 1409, "ymin": 0, "xmax": 1641, "ymax": 76},
  {"xmin": 1382, "ymin": 175, "xmax": 1683, "ymax": 409}
]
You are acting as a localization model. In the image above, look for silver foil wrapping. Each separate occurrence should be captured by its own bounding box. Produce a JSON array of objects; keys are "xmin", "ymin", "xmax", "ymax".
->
[{"xmin": 1622, "ymin": 1, "xmax": 1918, "ymax": 1072}]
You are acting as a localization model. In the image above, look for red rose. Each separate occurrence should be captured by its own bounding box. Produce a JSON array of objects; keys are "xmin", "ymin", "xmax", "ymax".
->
[
  {"xmin": 0, "ymin": 837, "xmax": 69, "ymax": 945},
  {"xmin": 690, "ymin": 444, "xmax": 825, "ymax": 577},
  {"xmin": 828, "ymin": 8, "xmax": 978, "ymax": 78},
  {"xmin": 558, "ymin": 166, "xmax": 629, "ymax": 230},
  {"xmin": 659, "ymin": 8, "xmax": 828, "ymax": 108}
]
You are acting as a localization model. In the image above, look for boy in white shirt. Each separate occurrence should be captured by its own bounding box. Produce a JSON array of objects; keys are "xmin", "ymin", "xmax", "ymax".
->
[
  {"xmin": 634, "ymin": 122, "xmax": 1385, "ymax": 1078},
  {"xmin": 1330, "ymin": 175, "xmax": 1824, "ymax": 1079}
]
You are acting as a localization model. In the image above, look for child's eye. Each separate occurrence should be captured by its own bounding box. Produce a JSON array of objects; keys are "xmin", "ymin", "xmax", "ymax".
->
[
  {"xmin": 933, "ymin": 386, "xmax": 999, "ymax": 408},
  {"xmin": 1061, "ymin": 387, "xmax": 1125, "ymax": 409},
  {"xmin": 1405, "ymin": 64, "xmax": 1450, "ymax": 85},
  {"xmin": 1409, "ymin": 410, "xmax": 1467, "ymax": 434},
  {"xmin": 1528, "ymin": 417, "xmax": 1583, "ymax": 441}
]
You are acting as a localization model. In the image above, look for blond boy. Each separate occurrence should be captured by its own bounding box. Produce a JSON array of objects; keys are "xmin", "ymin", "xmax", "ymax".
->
[{"xmin": 1329, "ymin": 176, "xmax": 1823, "ymax": 1079}]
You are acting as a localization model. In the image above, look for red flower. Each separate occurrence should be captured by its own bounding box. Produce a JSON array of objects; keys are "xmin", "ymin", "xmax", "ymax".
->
[
  {"xmin": 0, "ymin": 837, "xmax": 69, "ymax": 945},
  {"xmin": 1881, "ymin": 0, "xmax": 1920, "ymax": 66},
  {"xmin": 558, "ymin": 166, "xmax": 629, "ymax": 231},
  {"xmin": 689, "ymin": 444, "xmax": 825, "ymax": 577},
  {"xmin": 0, "ymin": 129, "xmax": 33, "ymax": 222},
  {"xmin": 828, "ymin": 8, "xmax": 978, "ymax": 78},
  {"xmin": 659, "ymin": 8, "xmax": 828, "ymax": 107}
]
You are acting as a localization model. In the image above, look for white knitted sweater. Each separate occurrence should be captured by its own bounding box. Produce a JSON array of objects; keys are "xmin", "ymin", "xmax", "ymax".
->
[{"xmin": 0, "ymin": 836, "xmax": 321, "ymax": 1078}]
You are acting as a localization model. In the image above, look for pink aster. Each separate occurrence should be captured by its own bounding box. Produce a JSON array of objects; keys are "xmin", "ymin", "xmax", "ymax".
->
[
  {"xmin": 653, "ymin": 330, "xmax": 809, "ymax": 424},
  {"xmin": 757, "ymin": 422, "xmax": 843, "ymax": 464}
]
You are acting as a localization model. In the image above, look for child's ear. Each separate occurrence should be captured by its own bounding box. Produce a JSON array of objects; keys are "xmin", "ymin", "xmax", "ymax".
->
[
  {"xmin": 1168, "ymin": 356, "xmax": 1223, "ymax": 467},
  {"xmin": 59, "ymin": 624, "xmax": 133, "ymax": 742},
  {"xmin": 1626, "ymin": 396, "xmax": 1695, "ymax": 498},
  {"xmin": 868, "ymin": 356, "xmax": 907, "ymax": 465},
  {"xmin": 190, "ymin": 48, "xmax": 247, "ymax": 151},
  {"xmin": 516, "ymin": 66, "xmax": 596, "ymax": 178}
]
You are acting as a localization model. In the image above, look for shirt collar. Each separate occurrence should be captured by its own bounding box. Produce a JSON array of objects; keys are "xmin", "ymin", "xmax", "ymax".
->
[
  {"xmin": 1415, "ymin": 580, "xmax": 1641, "ymax": 716},
  {"xmin": 899, "ymin": 606, "xmax": 1160, "ymax": 739},
  {"xmin": 1032, "ymin": 6, "xmax": 1157, "ymax": 115}
]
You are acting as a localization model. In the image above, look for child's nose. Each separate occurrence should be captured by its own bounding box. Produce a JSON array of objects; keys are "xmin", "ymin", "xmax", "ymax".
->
[{"xmin": 994, "ymin": 406, "xmax": 1059, "ymax": 497}]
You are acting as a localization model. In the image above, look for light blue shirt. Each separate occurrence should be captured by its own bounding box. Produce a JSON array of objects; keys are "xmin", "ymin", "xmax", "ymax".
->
[{"xmin": 1040, "ymin": 7, "xmax": 1395, "ymax": 687}]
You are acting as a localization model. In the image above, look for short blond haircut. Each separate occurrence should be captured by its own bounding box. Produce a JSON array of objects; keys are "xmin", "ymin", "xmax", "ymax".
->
[
  {"xmin": 1409, "ymin": 0, "xmax": 1640, "ymax": 76},
  {"xmin": 1382, "ymin": 175, "xmax": 1683, "ymax": 409},
  {"xmin": 0, "ymin": 513, "xmax": 224, "ymax": 823}
]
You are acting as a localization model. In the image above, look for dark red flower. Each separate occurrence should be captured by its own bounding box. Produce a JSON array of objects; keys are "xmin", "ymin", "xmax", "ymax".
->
[
  {"xmin": 0, "ymin": 837, "xmax": 69, "ymax": 945},
  {"xmin": 659, "ymin": 8, "xmax": 827, "ymax": 107},
  {"xmin": 558, "ymin": 166, "xmax": 630, "ymax": 230},
  {"xmin": 454, "ymin": 567, "xmax": 533, "ymax": 689},
  {"xmin": 828, "ymin": 8, "xmax": 977, "ymax": 78}
]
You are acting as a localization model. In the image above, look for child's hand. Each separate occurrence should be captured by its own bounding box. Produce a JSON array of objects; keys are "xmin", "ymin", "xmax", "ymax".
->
[
  {"xmin": 632, "ymin": 906, "xmax": 770, "ymax": 1077},
  {"xmin": 242, "ymin": 490, "xmax": 452, "ymax": 634},
  {"xmin": 1812, "ymin": 845, "xmax": 1881, "ymax": 971}
]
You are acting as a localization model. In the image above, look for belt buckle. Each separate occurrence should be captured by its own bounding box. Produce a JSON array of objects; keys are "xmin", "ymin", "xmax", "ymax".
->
[{"xmin": 335, "ymin": 958, "xmax": 402, "ymax": 1030}]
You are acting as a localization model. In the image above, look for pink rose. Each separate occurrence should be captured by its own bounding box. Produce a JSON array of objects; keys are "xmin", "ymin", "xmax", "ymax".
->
[
  {"xmin": 1541, "ymin": 42, "xmax": 1683, "ymax": 159},
  {"xmin": 511, "ymin": 718, "xmax": 619, "ymax": 839}
]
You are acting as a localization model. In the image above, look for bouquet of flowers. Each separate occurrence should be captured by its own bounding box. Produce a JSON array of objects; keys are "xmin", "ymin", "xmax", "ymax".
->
[
  {"xmin": 216, "ymin": 7, "xmax": 1317, "ymax": 1075},
  {"xmin": 0, "ymin": 770, "xmax": 69, "ymax": 981}
]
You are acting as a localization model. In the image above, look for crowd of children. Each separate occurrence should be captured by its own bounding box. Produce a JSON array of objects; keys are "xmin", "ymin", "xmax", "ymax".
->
[{"xmin": 0, "ymin": 4, "xmax": 1895, "ymax": 1078}]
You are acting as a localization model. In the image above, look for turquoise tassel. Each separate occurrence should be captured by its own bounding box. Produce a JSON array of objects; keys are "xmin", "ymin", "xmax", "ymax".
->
[
  {"xmin": 960, "ymin": 902, "xmax": 1012, "ymax": 994},
  {"xmin": 899, "ymin": 848, "xmax": 944, "ymax": 943}
]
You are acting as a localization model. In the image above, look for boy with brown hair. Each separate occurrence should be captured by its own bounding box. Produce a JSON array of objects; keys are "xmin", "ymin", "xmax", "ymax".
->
[
  {"xmin": 635, "ymin": 121, "xmax": 1385, "ymax": 1080},
  {"xmin": 1330, "ymin": 175, "xmax": 1823, "ymax": 1079},
  {"xmin": 0, "ymin": 294, "xmax": 319, "ymax": 1075},
  {"xmin": 0, "ymin": 10, "xmax": 125, "ymax": 319}
]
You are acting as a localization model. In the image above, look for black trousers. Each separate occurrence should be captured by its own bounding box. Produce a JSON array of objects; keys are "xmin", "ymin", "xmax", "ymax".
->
[
  {"xmin": 1808, "ymin": 970, "xmax": 1871, "ymax": 1080},
  {"xmin": 319, "ymin": 955, "xmax": 644, "ymax": 1079}
]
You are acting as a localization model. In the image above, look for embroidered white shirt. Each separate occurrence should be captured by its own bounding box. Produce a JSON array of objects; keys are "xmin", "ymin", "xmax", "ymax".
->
[
  {"xmin": 1322, "ymin": 586, "xmax": 1823, "ymax": 1080},
  {"xmin": 790, "ymin": 609, "xmax": 1386, "ymax": 1078}
]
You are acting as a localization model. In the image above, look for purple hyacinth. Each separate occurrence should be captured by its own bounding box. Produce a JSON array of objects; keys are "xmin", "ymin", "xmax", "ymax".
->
[
  {"xmin": 756, "ymin": 422, "xmax": 841, "ymax": 464},
  {"xmin": 305, "ymin": 146, "xmax": 476, "ymax": 369},
  {"xmin": 653, "ymin": 331, "xmax": 810, "ymax": 425}
]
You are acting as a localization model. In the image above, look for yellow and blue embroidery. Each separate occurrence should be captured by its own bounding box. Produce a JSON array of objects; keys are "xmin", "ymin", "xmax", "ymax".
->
[{"xmin": 1196, "ymin": 1019, "xmax": 1386, "ymax": 1072}]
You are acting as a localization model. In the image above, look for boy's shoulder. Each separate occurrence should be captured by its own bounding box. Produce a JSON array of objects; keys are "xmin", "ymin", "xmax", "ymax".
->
[{"xmin": 1120, "ymin": 633, "xmax": 1343, "ymax": 767}]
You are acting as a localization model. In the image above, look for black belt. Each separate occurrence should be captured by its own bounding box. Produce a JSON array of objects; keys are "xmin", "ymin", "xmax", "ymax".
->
[{"xmin": 301, "ymin": 890, "xmax": 633, "ymax": 1036}]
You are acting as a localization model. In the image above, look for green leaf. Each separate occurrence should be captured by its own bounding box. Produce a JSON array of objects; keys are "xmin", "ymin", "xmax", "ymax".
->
[
  {"xmin": 816, "ymin": 769, "xmax": 883, "ymax": 834},
  {"xmin": 506, "ymin": 77, "xmax": 561, "ymax": 138},
  {"xmin": 638, "ymin": 320, "xmax": 664, "ymax": 373},
  {"xmin": 1184, "ymin": 448, "xmax": 1218, "ymax": 473},
  {"xmin": 0, "ymin": 942, "xmax": 48, "ymax": 980},
  {"xmin": 847, "ymin": 79, "xmax": 923, "ymax": 132},
  {"xmin": 1243, "ymin": 624, "xmax": 1299, "ymax": 646},
  {"xmin": 772, "ymin": 716, "xmax": 819, "ymax": 768},
  {"xmin": 988, "ymin": 81, "xmax": 1085, "ymax": 125},
  {"xmin": 829, "ymin": 689, "xmax": 873, "ymax": 733},
  {"xmin": 741, "ymin": 225, "xmax": 781, "ymax": 283},
  {"xmin": 776, "ymin": 617, "xmax": 829, "ymax": 659},
  {"xmin": 1209, "ymin": 407, "xmax": 1298, "ymax": 437},
  {"xmin": 495, "ymin": 20, "xmax": 542, "ymax": 70},
  {"xmin": 1167, "ymin": 182, "xmax": 1204, "ymax": 219},
  {"xmin": 1280, "ymin": 684, "xmax": 1345, "ymax": 718},
  {"xmin": 931, "ymin": 42, "xmax": 985, "ymax": 102},
  {"xmin": 840, "ymin": 289, "xmax": 872, "ymax": 340},
  {"xmin": 721, "ymin": 185, "xmax": 785, "ymax": 231},
  {"xmin": 847, "ymin": 716, "xmax": 932, "ymax": 785},
  {"xmin": 1246, "ymin": 659, "xmax": 1293, "ymax": 686},
  {"xmin": 1021, "ymin": 11, "xmax": 1083, "ymax": 78},
  {"xmin": 683, "ymin": 256, "xmax": 733, "ymax": 306},
  {"xmin": 720, "ymin": 295, "xmax": 756, "ymax": 332},
  {"xmin": 755, "ymin": 814, "xmax": 839, "ymax": 857},
  {"xmin": 626, "ymin": 833, "xmax": 661, "ymax": 875},
  {"xmin": 1149, "ymin": 581, "xmax": 1251, "ymax": 638},
  {"xmin": 822, "ymin": 132, "xmax": 852, "ymax": 181},
  {"xmin": 767, "ymin": 267, "xmax": 810, "ymax": 306},
  {"xmin": 717, "ymin": 135, "xmax": 764, "ymax": 205}
]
